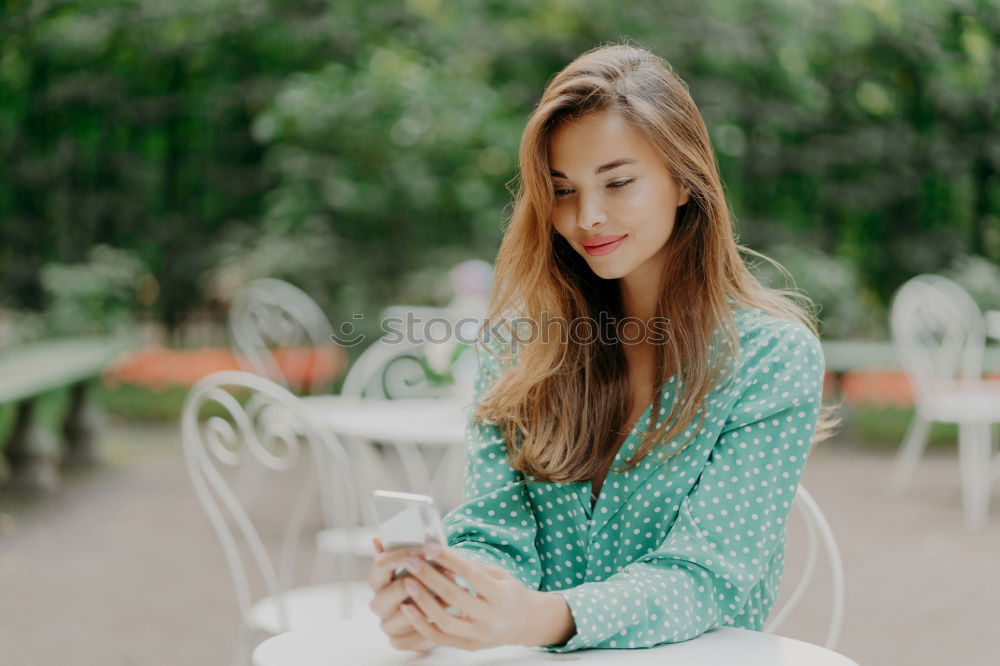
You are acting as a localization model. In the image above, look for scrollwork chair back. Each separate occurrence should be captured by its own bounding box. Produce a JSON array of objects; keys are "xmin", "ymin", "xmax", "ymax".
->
[
  {"xmin": 890, "ymin": 274, "xmax": 986, "ymax": 399},
  {"xmin": 181, "ymin": 370, "xmax": 357, "ymax": 635},
  {"xmin": 764, "ymin": 485, "xmax": 845, "ymax": 650},
  {"xmin": 228, "ymin": 278, "xmax": 337, "ymax": 394}
]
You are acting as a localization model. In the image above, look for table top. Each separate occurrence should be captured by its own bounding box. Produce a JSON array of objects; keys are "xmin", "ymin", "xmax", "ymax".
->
[
  {"xmin": 821, "ymin": 339, "xmax": 1000, "ymax": 373},
  {"xmin": 0, "ymin": 336, "xmax": 132, "ymax": 403},
  {"xmin": 302, "ymin": 396, "xmax": 470, "ymax": 445},
  {"xmin": 252, "ymin": 620, "xmax": 858, "ymax": 666}
]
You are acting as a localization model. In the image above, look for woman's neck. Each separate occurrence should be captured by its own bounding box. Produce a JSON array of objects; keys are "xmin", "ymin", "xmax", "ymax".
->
[{"xmin": 619, "ymin": 268, "xmax": 662, "ymax": 324}]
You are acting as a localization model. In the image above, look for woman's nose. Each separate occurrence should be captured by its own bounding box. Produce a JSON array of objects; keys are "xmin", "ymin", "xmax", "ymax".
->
[{"xmin": 578, "ymin": 195, "xmax": 606, "ymax": 230}]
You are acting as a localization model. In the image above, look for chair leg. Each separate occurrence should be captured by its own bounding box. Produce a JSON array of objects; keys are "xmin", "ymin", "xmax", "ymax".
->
[
  {"xmin": 309, "ymin": 539, "xmax": 332, "ymax": 584},
  {"xmin": 232, "ymin": 624, "xmax": 253, "ymax": 666},
  {"xmin": 958, "ymin": 422, "xmax": 991, "ymax": 530},
  {"xmin": 392, "ymin": 442, "xmax": 433, "ymax": 494},
  {"xmin": 889, "ymin": 415, "xmax": 931, "ymax": 493},
  {"xmin": 992, "ymin": 424, "xmax": 1000, "ymax": 482},
  {"xmin": 433, "ymin": 445, "xmax": 467, "ymax": 511}
]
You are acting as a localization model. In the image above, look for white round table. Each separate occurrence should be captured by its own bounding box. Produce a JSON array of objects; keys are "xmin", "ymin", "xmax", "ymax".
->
[
  {"xmin": 252, "ymin": 618, "xmax": 858, "ymax": 666},
  {"xmin": 301, "ymin": 396, "xmax": 470, "ymax": 510},
  {"xmin": 303, "ymin": 397, "xmax": 469, "ymax": 446}
]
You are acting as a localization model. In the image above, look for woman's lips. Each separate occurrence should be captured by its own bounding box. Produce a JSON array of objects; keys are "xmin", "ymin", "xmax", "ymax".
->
[{"xmin": 582, "ymin": 235, "xmax": 626, "ymax": 256}]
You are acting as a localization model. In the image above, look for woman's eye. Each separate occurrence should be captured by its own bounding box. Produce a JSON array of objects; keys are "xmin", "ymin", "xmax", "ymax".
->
[{"xmin": 554, "ymin": 179, "xmax": 633, "ymax": 198}]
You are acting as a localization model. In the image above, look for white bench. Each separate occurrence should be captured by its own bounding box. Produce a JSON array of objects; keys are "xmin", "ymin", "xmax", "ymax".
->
[{"xmin": 0, "ymin": 337, "xmax": 131, "ymax": 493}]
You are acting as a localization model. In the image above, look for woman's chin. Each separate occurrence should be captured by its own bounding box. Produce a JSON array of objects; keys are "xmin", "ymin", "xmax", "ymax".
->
[{"xmin": 585, "ymin": 262, "xmax": 628, "ymax": 280}]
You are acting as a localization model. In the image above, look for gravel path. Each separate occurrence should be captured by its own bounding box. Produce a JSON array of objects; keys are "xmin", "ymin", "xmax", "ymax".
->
[{"xmin": 1, "ymin": 420, "xmax": 997, "ymax": 666}]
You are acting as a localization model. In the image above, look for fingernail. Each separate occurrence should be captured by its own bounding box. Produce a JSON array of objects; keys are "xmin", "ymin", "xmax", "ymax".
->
[
  {"xmin": 404, "ymin": 556, "xmax": 421, "ymax": 572},
  {"xmin": 423, "ymin": 542, "xmax": 441, "ymax": 557},
  {"xmin": 404, "ymin": 578, "xmax": 420, "ymax": 595}
]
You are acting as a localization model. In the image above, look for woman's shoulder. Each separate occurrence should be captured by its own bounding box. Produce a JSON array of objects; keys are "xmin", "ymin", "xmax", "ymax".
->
[{"xmin": 727, "ymin": 305, "xmax": 824, "ymax": 378}]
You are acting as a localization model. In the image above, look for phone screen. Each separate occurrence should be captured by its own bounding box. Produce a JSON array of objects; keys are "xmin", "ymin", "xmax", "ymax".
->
[
  {"xmin": 371, "ymin": 490, "xmax": 474, "ymax": 612},
  {"xmin": 371, "ymin": 490, "xmax": 447, "ymax": 552}
]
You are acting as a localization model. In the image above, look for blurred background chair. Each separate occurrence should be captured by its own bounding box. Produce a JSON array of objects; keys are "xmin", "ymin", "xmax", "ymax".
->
[
  {"xmin": 306, "ymin": 331, "xmax": 474, "ymax": 579},
  {"xmin": 764, "ymin": 485, "xmax": 845, "ymax": 650},
  {"xmin": 226, "ymin": 278, "xmax": 390, "ymax": 580},
  {"xmin": 888, "ymin": 274, "xmax": 1000, "ymax": 529},
  {"xmin": 182, "ymin": 370, "xmax": 370, "ymax": 665},
  {"xmin": 227, "ymin": 278, "xmax": 349, "ymax": 540},
  {"xmin": 226, "ymin": 268, "xmax": 489, "ymax": 580},
  {"xmin": 228, "ymin": 278, "xmax": 345, "ymax": 396}
]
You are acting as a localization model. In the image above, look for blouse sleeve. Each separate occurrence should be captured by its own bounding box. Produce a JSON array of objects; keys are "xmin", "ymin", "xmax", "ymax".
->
[
  {"xmin": 542, "ymin": 322, "xmax": 826, "ymax": 651},
  {"xmin": 441, "ymin": 342, "xmax": 543, "ymax": 591}
]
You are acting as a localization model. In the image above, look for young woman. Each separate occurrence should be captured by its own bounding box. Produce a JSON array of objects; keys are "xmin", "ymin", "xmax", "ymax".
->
[{"xmin": 367, "ymin": 41, "xmax": 835, "ymax": 653}]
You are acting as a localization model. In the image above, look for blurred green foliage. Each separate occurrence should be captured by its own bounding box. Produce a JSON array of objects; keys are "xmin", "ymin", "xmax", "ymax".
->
[
  {"xmin": 1, "ymin": 0, "xmax": 998, "ymax": 336},
  {"xmin": 849, "ymin": 404, "xmax": 959, "ymax": 450},
  {"xmin": 944, "ymin": 254, "xmax": 1000, "ymax": 312},
  {"xmin": 752, "ymin": 243, "xmax": 885, "ymax": 338},
  {"xmin": 41, "ymin": 244, "xmax": 145, "ymax": 336}
]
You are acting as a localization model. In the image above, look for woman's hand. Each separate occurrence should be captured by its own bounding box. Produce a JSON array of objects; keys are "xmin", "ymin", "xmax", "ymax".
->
[
  {"xmin": 367, "ymin": 537, "xmax": 436, "ymax": 652},
  {"xmin": 396, "ymin": 542, "xmax": 576, "ymax": 650}
]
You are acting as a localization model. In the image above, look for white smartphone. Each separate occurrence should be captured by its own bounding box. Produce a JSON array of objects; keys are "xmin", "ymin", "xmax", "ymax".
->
[
  {"xmin": 371, "ymin": 489, "xmax": 447, "ymax": 553},
  {"xmin": 371, "ymin": 489, "xmax": 468, "ymax": 614}
]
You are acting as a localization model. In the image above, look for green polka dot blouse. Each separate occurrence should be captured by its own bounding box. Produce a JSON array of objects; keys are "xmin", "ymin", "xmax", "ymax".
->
[{"xmin": 442, "ymin": 306, "xmax": 825, "ymax": 651}]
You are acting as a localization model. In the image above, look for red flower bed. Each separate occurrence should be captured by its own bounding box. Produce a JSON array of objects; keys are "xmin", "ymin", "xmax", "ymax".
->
[
  {"xmin": 838, "ymin": 370, "xmax": 915, "ymax": 408},
  {"xmin": 104, "ymin": 345, "xmax": 347, "ymax": 391},
  {"xmin": 826, "ymin": 370, "xmax": 1000, "ymax": 408}
]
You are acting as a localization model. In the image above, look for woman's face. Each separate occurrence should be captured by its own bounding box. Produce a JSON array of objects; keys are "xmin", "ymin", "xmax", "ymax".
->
[{"xmin": 548, "ymin": 111, "xmax": 689, "ymax": 283}]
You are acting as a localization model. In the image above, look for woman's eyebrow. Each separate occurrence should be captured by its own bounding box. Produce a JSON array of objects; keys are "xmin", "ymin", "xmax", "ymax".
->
[{"xmin": 549, "ymin": 158, "xmax": 637, "ymax": 178}]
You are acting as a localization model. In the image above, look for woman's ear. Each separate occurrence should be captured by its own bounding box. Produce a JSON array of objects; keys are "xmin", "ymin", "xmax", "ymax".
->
[{"xmin": 677, "ymin": 186, "xmax": 691, "ymax": 207}]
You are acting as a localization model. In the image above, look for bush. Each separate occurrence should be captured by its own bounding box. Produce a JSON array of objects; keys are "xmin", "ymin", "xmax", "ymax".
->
[
  {"xmin": 40, "ymin": 245, "xmax": 148, "ymax": 337},
  {"xmin": 944, "ymin": 254, "xmax": 1000, "ymax": 314},
  {"xmin": 752, "ymin": 243, "xmax": 885, "ymax": 339}
]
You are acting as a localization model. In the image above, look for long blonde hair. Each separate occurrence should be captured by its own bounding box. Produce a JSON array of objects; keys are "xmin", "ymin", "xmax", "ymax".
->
[{"xmin": 476, "ymin": 41, "xmax": 836, "ymax": 483}]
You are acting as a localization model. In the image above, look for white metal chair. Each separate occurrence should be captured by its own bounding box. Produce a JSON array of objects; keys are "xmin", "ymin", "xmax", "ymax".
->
[
  {"xmin": 308, "ymin": 331, "xmax": 472, "ymax": 577},
  {"xmin": 227, "ymin": 276, "xmax": 483, "ymax": 579},
  {"xmin": 228, "ymin": 278, "xmax": 341, "ymax": 395},
  {"xmin": 227, "ymin": 278, "xmax": 349, "ymax": 539},
  {"xmin": 764, "ymin": 485, "xmax": 845, "ymax": 650},
  {"xmin": 227, "ymin": 278, "xmax": 385, "ymax": 582},
  {"xmin": 888, "ymin": 274, "xmax": 1000, "ymax": 529},
  {"xmin": 181, "ymin": 370, "xmax": 370, "ymax": 665}
]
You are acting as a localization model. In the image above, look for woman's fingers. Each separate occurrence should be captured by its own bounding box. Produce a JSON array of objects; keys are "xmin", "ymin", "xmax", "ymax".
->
[
  {"xmin": 369, "ymin": 578, "xmax": 412, "ymax": 620},
  {"xmin": 388, "ymin": 626, "xmax": 436, "ymax": 652},
  {"xmin": 381, "ymin": 608, "xmax": 410, "ymax": 635},
  {"xmin": 370, "ymin": 543, "xmax": 469, "ymax": 594},
  {"xmin": 403, "ymin": 578, "xmax": 474, "ymax": 638},
  {"xmin": 380, "ymin": 603, "xmax": 419, "ymax": 636},
  {"xmin": 399, "ymin": 602, "xmax": 474, "ymax": 650},
  {"xmin": 376, "ymin": 603, "xmax": 437, "ymax": 652},
  {"xmin": 369, "ymin": 547, "xmax": 420, "ymax": 591},
  {"xmin": 480, "ymin": 561, "xmax": 513, "ymax": 579},
  {"xmin": 402, "ymin": 554, "xmax": 486, "ymax": 620},
  {"xmin": 373, "ymin": 537, "xmax": 384, "ymax": 554},
  {"xmin": 420, "ymin": 544, "xmax": 499, "ymax": 600}
]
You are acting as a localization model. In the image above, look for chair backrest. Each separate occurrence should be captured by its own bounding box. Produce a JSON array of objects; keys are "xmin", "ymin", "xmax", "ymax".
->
[
  {"xmin": 890, "ymin": 274, "xmax": 986, "ymax": 400},
  {"xmin": 228, "ymin": 278, "xmax": 338, "ymax": 394},
  {"xmin": 339, "ymin": 338, "xmax": 451, "ymax": 400},
  {"xmin": 181, "ymin": 370, "xmax": 357, "ymax": 630},
  {"xmin": 342, "ymin": 303, "xmax": 478, "ymax": 400},
  {"xmin": 764, "ymin": 485, "xmax": 845, "ymax": 650}
]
